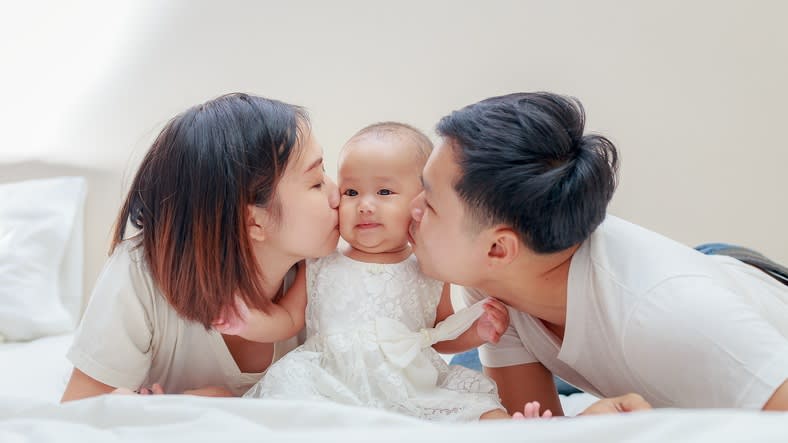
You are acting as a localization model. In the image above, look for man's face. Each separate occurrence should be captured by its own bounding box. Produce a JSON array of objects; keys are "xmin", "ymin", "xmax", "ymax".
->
[{"xmin": 409, "ymin": 141, "xmax": 488, "ymax": 286}]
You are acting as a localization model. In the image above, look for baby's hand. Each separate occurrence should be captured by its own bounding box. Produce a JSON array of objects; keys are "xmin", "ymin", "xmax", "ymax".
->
[
  {"xmin": 212, "ymin": 296, "xmax": 250, "ymax": 336},
  {"xmin": 476, "ymin": 297, "xmax": 510, "ymax": 344},
  {"xmin": 512, "ymin": 401, "xmax": 553, "ymax": 419}
]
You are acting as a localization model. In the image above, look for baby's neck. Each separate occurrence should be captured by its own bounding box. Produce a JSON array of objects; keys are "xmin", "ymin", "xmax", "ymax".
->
[{"xmin": 341, "ymin": 243, "xmax": 412, "ymax": 264}]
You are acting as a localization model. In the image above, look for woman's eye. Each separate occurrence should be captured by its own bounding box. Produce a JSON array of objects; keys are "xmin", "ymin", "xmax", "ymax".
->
[
  {"xmin": 378, "ymin": 189, "xmax": 393, "ymax": 196},
  {"xmin": 343, "ymin": 189, "xmax": 358, "ymax": 197}
]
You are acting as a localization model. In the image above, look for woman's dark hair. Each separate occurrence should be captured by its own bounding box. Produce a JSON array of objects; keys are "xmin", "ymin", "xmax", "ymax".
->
[
  {"xmin": 112, "ymin": 93, "xmax": 308, "ymax": 327},
  {"xmin": 436, "ymin": 92, "xmax": 619, "ymax": 254}
]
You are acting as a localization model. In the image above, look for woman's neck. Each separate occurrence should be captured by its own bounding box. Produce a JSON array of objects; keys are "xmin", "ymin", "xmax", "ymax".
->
[
  {"xmin": 342, "ymin": 242, "xmax": 412, "ymax": 264},
  {"xmin": 252, "ymin": 244, "xmax": 298, "ymax": 299}
]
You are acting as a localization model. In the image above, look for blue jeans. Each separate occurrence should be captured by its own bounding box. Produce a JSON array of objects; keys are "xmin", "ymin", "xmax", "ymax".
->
[{"xmin": 449, "ymin": 348, "xmax": 582, "ymax": 395}]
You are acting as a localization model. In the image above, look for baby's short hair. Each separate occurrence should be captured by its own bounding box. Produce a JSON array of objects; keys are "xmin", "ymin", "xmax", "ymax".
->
[{"xmin": 346, "ymin": 121, "xmax": 433, "ymax": 163}]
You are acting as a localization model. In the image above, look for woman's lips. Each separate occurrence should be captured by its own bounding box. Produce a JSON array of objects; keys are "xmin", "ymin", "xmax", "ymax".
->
[{"xmin": 356, "ymin": 223, "xmax": 381, "ymax": 229}]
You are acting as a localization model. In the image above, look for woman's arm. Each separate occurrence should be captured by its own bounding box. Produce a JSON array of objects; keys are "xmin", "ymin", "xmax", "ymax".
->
[
  {"xmin": 764, "ymin": 379, "xmax": 788, "ymax": 410},
  {"xmin": 214, "ymin": 264, "xmax": 307, "ymax": 342},
  {"xmin": 61, "ymin": 368, "xmax": 116, "ymax": 402}
]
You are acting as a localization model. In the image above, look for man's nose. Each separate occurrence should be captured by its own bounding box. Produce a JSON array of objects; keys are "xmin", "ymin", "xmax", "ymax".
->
[{"xmin": 410, "ymin": 191, "xmax": 425, "ymax": 222}]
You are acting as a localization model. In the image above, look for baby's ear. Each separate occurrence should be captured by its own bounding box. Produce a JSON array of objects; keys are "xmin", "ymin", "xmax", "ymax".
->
[{"xmin": 247, "ymin": 205, "xmax": 269, "ymax": 242}]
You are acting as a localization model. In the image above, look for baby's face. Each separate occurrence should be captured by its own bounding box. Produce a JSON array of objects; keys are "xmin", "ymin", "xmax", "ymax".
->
[{"xmin": 337, "ymin": 136, "xmax": 423, "ymax": 255}]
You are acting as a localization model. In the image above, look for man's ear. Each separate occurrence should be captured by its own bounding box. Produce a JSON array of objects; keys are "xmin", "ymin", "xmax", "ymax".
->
[
  {"xmin": 247, "ymin": 205, "xmax": 269, "ymax": 242},
  {"xmin": 486, "ymin": 227, "xmax": 520, "ymax": 267}
]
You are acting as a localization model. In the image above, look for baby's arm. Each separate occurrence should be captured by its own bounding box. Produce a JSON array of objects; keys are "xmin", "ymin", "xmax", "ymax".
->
[
  {"xmin": 431, "ymin": 284, "xmax": 509, "ymax": 354},
  {"xmin": 213, "ymin": 264, "xmax": 307, "ymax": 342}
]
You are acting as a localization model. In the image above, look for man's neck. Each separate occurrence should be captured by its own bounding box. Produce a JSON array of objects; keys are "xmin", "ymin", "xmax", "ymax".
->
[{"xmin": 477, "ymin": 245, "xmax": 578, "ymax": 329}]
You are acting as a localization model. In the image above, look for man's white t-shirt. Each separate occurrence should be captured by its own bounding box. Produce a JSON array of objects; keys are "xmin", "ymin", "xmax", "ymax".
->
[
  {"xmin": 67, "ymin": 239, "xmax": 301, "ymax": 396},
  {"xmin": 465, "ymin": 215, "xmax": 788, "ymax": 408}
]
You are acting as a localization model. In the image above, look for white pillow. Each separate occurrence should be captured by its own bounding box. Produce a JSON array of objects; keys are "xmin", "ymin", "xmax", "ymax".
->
[{"xmin": 0, "ymin": 176, "xmax": 87, "ymax": 341}]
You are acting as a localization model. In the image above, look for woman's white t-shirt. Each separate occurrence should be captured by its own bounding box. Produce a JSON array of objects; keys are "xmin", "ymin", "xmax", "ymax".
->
[
  {"xmin": 465, "ymin": 215, "xmax": 788, "ymax": 408},
  {"xmin": 67, "ymin": 239, "xmax": 301, "ymax": 396}
]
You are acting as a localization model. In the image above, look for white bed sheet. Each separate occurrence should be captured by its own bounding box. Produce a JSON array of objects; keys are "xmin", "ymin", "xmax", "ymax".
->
[
  {"xmin": 1, "ymin": 334, "xmax": 597, "ymax": 412},
  {"xmin": 4, "ymin": 336, "xmax": 784, "ymax": 442},
  {"xmin": 2, "ymin": 395, "xmax": 787, "ymax": 443},
  {"xmin": 0, "ymin": 333, "xmax": 74, "ymax": 403}
]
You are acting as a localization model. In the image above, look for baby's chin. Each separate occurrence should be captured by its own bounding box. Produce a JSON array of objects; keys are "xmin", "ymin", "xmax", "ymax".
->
[{"xmin": 341, "ymin": 236, "xmax": 409, "ymax": 255}]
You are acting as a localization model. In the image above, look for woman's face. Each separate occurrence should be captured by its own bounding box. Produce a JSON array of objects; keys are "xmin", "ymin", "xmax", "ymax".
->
[{"xmin": 265, "ymin": 131, "xmax": 340, "ymax": 260}]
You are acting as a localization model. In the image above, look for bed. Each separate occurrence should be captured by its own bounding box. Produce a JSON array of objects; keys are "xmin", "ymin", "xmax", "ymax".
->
[{"xmin": 1, "ymin": 164, "xmax": 786, "ymax": 442}]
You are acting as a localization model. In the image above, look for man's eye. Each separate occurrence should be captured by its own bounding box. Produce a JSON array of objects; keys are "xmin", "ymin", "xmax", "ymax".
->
[
  {"xmin": 343, "ymin": 189, "xmax": 358, "ymax": 197},
  {"xmin": 378, "ymin": 189, "xmax": 393, "ymax": 196}
]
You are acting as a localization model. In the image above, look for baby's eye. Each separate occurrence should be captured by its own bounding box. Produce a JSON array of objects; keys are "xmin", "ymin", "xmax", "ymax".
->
[
  {"xmin": 312, "ymin": 181, "xmax": 324, "ymax": 189},
  {"xmin": 343, "ymin": 189, "xmax": 358, "ymax": 197},
  {"xmin": 378, "ymin": 189, "xmax": 393, "ymax": 196}
]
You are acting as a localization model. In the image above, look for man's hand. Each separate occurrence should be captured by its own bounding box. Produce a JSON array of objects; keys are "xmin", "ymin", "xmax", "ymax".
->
[
  {"xmin": 580, "ymin": 393, "xmax": 652, "ymax": 415},
  {"xmin": 476, "ymin": 298, "xmax": 510, "ymax": 344}
]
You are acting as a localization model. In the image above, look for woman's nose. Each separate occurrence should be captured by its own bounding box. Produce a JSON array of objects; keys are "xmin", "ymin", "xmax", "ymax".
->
[{"xmin": 325, "ymin": 176, "xmax": 339, "ymax": 209}]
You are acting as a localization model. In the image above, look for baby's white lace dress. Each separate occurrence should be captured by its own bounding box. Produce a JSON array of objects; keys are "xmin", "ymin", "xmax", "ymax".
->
[{"xmin": 244, "ymin": 250, "xmax": 503, "ymax": 421}]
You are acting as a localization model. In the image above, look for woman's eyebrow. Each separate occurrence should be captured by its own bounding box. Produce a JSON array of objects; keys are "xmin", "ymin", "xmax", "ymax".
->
[{"xmin": 304, "ymin": 157, "xmax": 323, "ymax": 173}]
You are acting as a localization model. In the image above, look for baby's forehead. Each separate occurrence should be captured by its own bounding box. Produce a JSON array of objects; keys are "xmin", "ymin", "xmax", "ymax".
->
[{"xmin": 341, "ymin": 132, "xmax": 419, "ymax": 157}]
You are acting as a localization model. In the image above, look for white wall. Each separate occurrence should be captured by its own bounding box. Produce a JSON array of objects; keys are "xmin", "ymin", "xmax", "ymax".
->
[{"xmin": 1, "ymin": 0, "xmax": 786, "ymax": 295}]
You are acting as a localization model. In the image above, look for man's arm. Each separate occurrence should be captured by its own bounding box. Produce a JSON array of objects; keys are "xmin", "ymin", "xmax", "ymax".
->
[
  {"xmin": 432, "ymin": 284, "xmax": 510, "ymax": 354},
  {"xmin": 484, "ymin": 362, "xmax": 564, "ymax": 416},
  {"xmin": 764, "ymin": 379, "xmax": 788, "ymax": 410}
]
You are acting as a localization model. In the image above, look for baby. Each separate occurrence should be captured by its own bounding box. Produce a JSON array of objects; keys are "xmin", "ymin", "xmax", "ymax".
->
[{"xmin": 215, "ymin": 122, "xmax": 548, "ymax": 420}]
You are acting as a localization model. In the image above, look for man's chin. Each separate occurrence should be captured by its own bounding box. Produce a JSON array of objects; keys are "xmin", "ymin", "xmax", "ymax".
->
[{"xmin": 413, "ymin": 254, "xmax": 439, "ymax": 279}]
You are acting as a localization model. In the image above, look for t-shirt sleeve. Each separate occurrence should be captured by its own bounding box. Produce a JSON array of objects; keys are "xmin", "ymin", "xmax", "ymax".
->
[
  {"xmin": 461, "ymin": 286, "xmax": 538, "ymax": 368},
  {"xmin": 623, "ymin": 277, "xmax": 788, "ymax": 408},
  {"xmin": 66, "ymin": 246, "xmax": 154, "ymax": 389}
]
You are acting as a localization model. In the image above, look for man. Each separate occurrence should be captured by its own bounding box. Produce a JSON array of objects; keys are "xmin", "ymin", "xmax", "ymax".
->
[{"xmin": 409, "ymin": 92, "xmax": 788, "ymax": 415}]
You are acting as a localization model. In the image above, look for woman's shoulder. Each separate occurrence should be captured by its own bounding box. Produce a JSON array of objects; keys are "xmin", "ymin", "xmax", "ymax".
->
[{"xmin": 91, "ymin": 235, "xmax": 162, "ymax": 309}]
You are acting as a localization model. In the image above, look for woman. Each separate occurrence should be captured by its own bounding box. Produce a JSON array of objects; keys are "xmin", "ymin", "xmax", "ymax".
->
[{"xmin": 62, "ymin": 93, "xmax": 340, "ymax": 400}]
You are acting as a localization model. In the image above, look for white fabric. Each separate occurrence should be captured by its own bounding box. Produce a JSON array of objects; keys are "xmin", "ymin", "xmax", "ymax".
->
[
  {"xmin": 0, "ymin": 177, "xmax": 86, "ymax": 341},
  {"xmin": 245, "ymin": 250, "xmax": 503, "ymax": 421},
  {"xmin": 1, "ymin": 395, "xmax": 787, "ymax": 443},
  {"xmin": 467, "ymin": 215, "xmax": 788, "ymax": 408},
  {"xmin": 376, "ymin": 300, "xmax": 486, "ymax": 389},
  {"xmin": 67, "ymin": 239, "xmax": 300, "ymax": 396},
  {"xmin": 0, "ymin": 333, "xmax": 74, "ymax": 403}
]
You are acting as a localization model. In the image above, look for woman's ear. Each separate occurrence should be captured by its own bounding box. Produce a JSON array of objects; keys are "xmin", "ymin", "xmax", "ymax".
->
[
  {"xmin": 247, "ymin": 205, "xmax": 269, "ymax": 242},
  {"xmin": 486, "ymin": 227, "xmax": 520, "ymax": 267}
]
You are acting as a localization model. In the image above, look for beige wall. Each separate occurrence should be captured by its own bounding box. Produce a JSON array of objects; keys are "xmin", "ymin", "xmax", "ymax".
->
[{"xmin": 2, "ymin": 0, "xmax": 786, "ymax": 297}]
